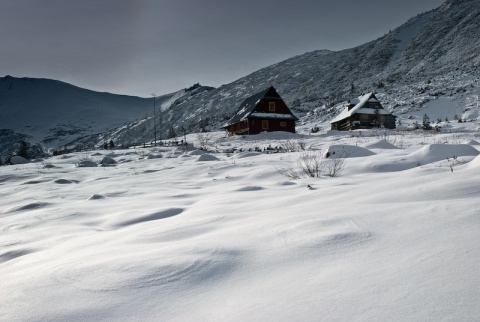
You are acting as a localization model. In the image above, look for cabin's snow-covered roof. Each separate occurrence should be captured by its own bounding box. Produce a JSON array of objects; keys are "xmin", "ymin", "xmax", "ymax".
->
[
  {"xmin": 330, "ymin": 93, "xmax": 392, "ymax": 123},
  {"xmin": 249, "ymin": 112, "xmax": 298, "ymax": 120}
]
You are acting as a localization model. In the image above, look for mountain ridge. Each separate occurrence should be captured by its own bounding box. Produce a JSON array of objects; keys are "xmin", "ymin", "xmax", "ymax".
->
[
  {"xmin": 0, "ymin": 75, "xmax": 214, "ymax": 158},
  {"xmin": 120, "ymin": 0, "xmax": 478, "ymax": 140}
]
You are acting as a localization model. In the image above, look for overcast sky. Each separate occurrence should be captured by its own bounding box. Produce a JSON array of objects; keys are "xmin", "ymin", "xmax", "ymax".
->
[{"xmin": 1, "ymin": 0, "xmax": 445, "ymax": 97}]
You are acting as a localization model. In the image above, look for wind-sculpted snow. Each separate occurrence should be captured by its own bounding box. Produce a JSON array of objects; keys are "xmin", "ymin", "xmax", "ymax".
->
[
  {"xmin": 5, "ymin": 202, "xmax": 50, "ymax": 213},
  {"xmin": 465, "ymin": 154, "xmax": 480, "ymax": 169},
  {"xmin": 1, "ymin": 130, "xmax": 480, "ymax": 321},
  {"xmin": 196, "ymin": 154, "xmax": 220, "ymax": 162},
  {"xmin": 323, "ymin": 145, "xmax": 375, "ymax": 158},
  {"xmin": 362, "ymin": 139, "xmax": 399, "ymax": 150},
  {"xmin": 407, "ymin": 143, "xmax": 479, "ymax": 163}
]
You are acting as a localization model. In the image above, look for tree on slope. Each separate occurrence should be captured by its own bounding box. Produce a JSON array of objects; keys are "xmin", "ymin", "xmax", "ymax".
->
[
  {"xmin": 16, "ymin": 140, "xmax": 29, "ymax": 159},
  {"xmin": 422, "ymin": 114, "xmax": 432, "ymax": 130}
]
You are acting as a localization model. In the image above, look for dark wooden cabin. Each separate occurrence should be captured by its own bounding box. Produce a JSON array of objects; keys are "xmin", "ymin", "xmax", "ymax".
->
[
  {"xmin": 330, "ymin": 93, "xmax": 396, "ymax": 131},
  {"xmin": 223, "ymin": 86, "xmax": 298, "ymax": 135}
]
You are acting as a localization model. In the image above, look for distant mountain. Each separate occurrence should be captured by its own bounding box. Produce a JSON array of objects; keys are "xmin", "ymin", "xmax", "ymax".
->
[{"xmin": 0, "ymin": 76, "xmax": 213, "ymax": 158}]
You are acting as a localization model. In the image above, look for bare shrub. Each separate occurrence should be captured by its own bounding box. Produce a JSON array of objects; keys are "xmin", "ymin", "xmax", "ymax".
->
[
  {"xmin": 395, "ymin": 138, "xmax": 406, "ymax": 149},
  {"xmin": 277, "ymin": 150, "xmax": 347, "ymax": 179},
  {"xmin": 196, "ymin": 132, "xmax": 213, "ymax": 149},
  {"xmin": 296, "ymin": 151, "xmax": 323, "ymax": 177},
  {"xmin": 276, "ymin": 167, "xmax": 301, "ymax": 180},
  {"xmin": 281, "ymin": 139, "xmax": 307, "ymax": 152},
  {"xmin": 75, "ymin": 154, "xmax": 98, "ymax": 167},
  {"xmin": 324, "ymin": 153, "xmax": 347, "ymax": 177},
  {"xmin": 136, "ymin": 150, "xmax": 147, "ymax": 158}
]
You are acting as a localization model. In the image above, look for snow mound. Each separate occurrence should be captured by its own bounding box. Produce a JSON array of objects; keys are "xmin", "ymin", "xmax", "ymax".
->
[
  {"xmin": 465, "ymin": 154, "xmax": 480, "ymax": 169},
  {"xmin": 236, "ymin": 186, "xmax": 264, "ymax": 191},
  {"xmin": 76, "ymin": 160, "xmax": 98, "ymax": 167},
  {"xmin": 107, "ymin": 153, "xmax": 123, "ymax": 158},
  {"xmin": 54, "ymin": 179, "xmax": 75, "ymax": 184},
  {"xmin": 115, "ymin": 208, "xmax": 184, "ymax": 227},
  {"xmin": 362, "ymin": 139, "xmax": 399, "ymax": 150},
  {"xmin": 464, "ymin": 139, "xmax": 480, "ymax": 145},
  {"xmin": 323, "ymin": 145, "xmax": 375, "ymax": 158},
  {"xmin": 146, "ymin": 153, "xmax": 162, "ymax": 159},
  {"xmin": 408, "ymin": 144, "xmax": 479, "ymax": 164},
  {"xmin": 100, "ymin": 156, "xmax": 117, "ymax": 166},
  {"xmin": 231, "ymin": 151, "xmax": 262, "ymax": 159},
  {"xmin": 10, "ymin": 156, "xmax": 29, "ymax": 164},
  {"xmin": 188, "ymin": 150, "xmax": 207, "ymax": 156},
  {"xmin": 6, "ymin": 202, "xmax": 49, "ymax": 213},
  {"xmin": 88, "ymin": 194, "xmax": 106, "ymax": 200},
  {"xmin": 276, "ymin": 181, "xmax": 297, "ymax": 186},
  {"xmin": 196, "ymin": 154, "xmax": 220, "ymax": 162}
]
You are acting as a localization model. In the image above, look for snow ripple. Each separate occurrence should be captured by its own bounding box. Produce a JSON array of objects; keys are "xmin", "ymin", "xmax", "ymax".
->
[
  {"xmin": 0, "ymin": 249, "xmax": 34, "ymax": 263},
  {"xmin": 54, "ymin": 179, "xmax": 77, "ymax": 184},
  {"xmin": 5, "ymin": 202, "xmax": 49, "ymax": 213},
  {"xmin": 272, "ymin": 217, "xmax": 370, "ymax": 250},
  {"xmin": 2, "ymin": 224, "xmax": 28, "ymax": 231},
  {"xmin": 51, "ymin": 247, "xmax": 234, "ymax": 292},
  {"xmin": 237, "ymin": 186, "xmax": 264, "ymax": 191},
  {"xmin": 115, "ymin": 208, "xmax": 184, "ymax": 228}
]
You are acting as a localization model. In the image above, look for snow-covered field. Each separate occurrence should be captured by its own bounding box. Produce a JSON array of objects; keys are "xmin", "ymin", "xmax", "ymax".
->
[{"xmin": 1, "ymin": 128, "xmax": 480, "ymax": 321}]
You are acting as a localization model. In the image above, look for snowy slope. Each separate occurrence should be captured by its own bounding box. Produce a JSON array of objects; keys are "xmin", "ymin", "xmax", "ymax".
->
[
  {"xmin": 107, "ymin": 0, "xmax": 478, "ymax": 140},
  {"xmin": 0, "ymin": 76, "xmax": 152, "ymax": 143},
  {"xmin": 1, "ymin": 128, "xmax": 480, "ymax": 321},
  {"xmin": 0, "ymin": 76, "xmax": 213, "ymax": 157}
]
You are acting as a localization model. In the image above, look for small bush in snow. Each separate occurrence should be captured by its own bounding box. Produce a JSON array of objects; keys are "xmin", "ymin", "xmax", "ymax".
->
[
  {"xmin": 296, "ymin": 151, "xmax": 323, "ymax": 178},
  {"xmin": 281, "ymin": 139, "xmax": 307, "ymax": 152},
  {"xmin": 422, "ymin": 114, "xmax": 432, "ymax": 130},
  {"xmin": 76, "ymin": 160, "xmax": 98, "ymax": 167},
  {"xmin": 277, "ymin": 151, "xmax": 347, "ymax": 179},
  {"xmin": 76, "ymin": 154, "xmax": 98, "ymax": 167},
  {"xmin": 196, "ymin": 132, "xmax": 213, "ymax": 149},
  {"xmin": 324, "ymin": 153, "xmax": 347, "ymax": 177}
]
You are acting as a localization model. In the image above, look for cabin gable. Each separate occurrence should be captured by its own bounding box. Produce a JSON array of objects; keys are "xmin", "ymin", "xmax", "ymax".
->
[{"xmin": 224, "ymin": 86, "xmax": 298, "ymax": 135}]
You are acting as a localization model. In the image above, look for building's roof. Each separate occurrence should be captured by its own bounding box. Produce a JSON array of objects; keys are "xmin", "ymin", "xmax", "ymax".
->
[
  {"xmin": 223, "ymin": 86, "xmax": 298, "ymax": 127},
  {"xmin": 249, "ymin": 112, "xmax": 298, "ymax": 120},
  {"xmin": 330, "ymin": 92, "xmax": 393, "ymax": 124}
]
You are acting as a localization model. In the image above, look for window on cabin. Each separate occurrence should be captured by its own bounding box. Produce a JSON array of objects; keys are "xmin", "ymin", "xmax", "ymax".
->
[
  {"xmin": 269, "ymin": 102, "xmax": 275, "ymax": 111},
  {"xmin": 262, "ymin": 120, "xmax": 269, "ymax": 130},
  {"xmin": 280, "ymin": 122, "xmax": 286, "ymax": 127},
  {"xmin": 360, "ymin": 114, "xmax": 369, "ymax": 122}
]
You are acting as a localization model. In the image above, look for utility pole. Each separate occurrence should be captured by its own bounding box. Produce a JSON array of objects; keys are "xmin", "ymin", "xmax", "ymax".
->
[{"xmin": 152, "ymin": 93, "xmax": 157, "ymax": 146}]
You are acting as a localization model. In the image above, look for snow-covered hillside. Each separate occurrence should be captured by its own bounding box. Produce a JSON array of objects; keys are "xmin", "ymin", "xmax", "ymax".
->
[
  {"xmin": 102, "ymin": 0, "xmax": 479, "ymax": 142},
  {"xmin": 1, "ymin": 127, "xmax": 480, "ymax": 321},
  {"xmin": 0, "ymin": 76, "xmax": 213, "ymax": 158}
]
